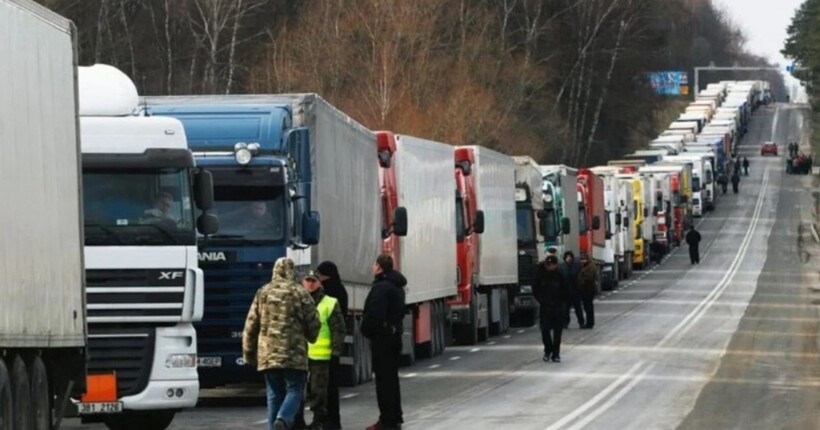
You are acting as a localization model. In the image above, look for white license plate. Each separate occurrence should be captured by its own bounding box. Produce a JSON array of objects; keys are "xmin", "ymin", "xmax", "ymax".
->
[
  {"xmin": 77, "ymin": 402, "xmax": 122, "ymax": 415},
  {"xmin": 197, "ymin": 356, "xmax": 222, "ymax": 368}
]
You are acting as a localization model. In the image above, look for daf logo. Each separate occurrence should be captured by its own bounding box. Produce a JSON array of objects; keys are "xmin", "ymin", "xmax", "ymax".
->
[
  {"xmin": 199, "ymin": 251, "xmax": 227, "ymax": 262},
  {"xmin": 159, "ymin": 271, "xmax": 184, "ymax": 280}
]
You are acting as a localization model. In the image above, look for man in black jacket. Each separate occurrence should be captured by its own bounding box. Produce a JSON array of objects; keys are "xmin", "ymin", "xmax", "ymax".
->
[
  {"xmin": 534, "ymin": 255, "xmax": 569, "ymax": 363},
  {"xmin": 686, "ymin": 226, "xmax": 702, "ymax": 265},
  {"xmin": 561, "ymin": 251, "xmax": 584, "ymax": 329},
  {"xmin": 316, "ymin": 261, "xmax": 348, "ymax": 430},
  {"xmin": 362, "ymin": 255, "xmax": 406, "ymax": 430}
]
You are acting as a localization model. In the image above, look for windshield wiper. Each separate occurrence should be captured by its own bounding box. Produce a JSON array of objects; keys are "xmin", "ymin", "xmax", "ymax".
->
[
  {"xmin": 205, "ymin": 234, "xmax": 267, "ymax": 246},
  {"xmin": 84, "ymin": 223, "xmax": 124, "ymax": 245},
  {"xmin": 138, "ymin": 224, "xmax": 180, "ymax": 245}
]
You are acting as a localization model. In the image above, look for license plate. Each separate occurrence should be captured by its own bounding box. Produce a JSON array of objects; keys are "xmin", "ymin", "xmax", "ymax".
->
[
  {"xmin": 197, "ymin": 356, "xmax": 222, "ymax": 368},
  {"xmin": 77, "ymin": 402, "xmax": 122, "ymax": 415}
]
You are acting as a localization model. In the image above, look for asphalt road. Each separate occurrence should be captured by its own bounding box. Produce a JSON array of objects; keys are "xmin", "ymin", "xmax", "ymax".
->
[{"xmin": 66, "ymin": 104, "xmax": 820, "ymax": 430}]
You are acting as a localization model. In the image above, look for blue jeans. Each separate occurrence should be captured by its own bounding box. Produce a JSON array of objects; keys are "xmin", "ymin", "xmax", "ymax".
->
[{"xmin": 264, "ymin": 369, "xmax": 307, "ymax": 429}]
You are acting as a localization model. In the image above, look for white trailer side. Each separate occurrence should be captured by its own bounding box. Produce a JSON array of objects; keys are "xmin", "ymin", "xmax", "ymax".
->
[{"xmin": 395, "ymin": 135, "xmax": 458, "ymax": 304}]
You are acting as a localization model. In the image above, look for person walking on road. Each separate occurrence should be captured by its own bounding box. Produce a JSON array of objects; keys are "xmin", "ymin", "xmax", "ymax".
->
[
  {"xmin": 243, "ymin": 257, "xmax": 321, "ymax": 430},
  {"xmin": 560, "ymin": 251, "xmax": 584, "ymax": 329},
  {"xmin": 534, "ymin": 255, "xmax": 569, "ymax": 363},
  {"xmin": 298, "ymin": 270, "xmax": 346, "ymax": 430},
  {"xmin": 686, "ymin": 226, "xmax": 702, "ymax": 265},
  {"xmin": 362, "ymin": 255, "xmax": 407, "ymax": 430},
  {"xmin": 717, "ymin": 174, "xmax": 728, "ymax": 194},
  {"xmin": 743, "ymin": 157, "xmax": 750, "ymax": 176},
  {"xmin": 315, "ymin": 261, "xmax": 347, "ymax": 430},
  {"xmin": 577, "ymin": 253, "xmax": 598, "ymax": 329},
  {"xmin": 731, "ymin": 172, "xmax": 740, "ymax": 194}
]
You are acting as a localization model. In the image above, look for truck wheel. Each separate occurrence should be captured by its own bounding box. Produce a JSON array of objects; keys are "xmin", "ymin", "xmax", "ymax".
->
[
  {"xmin": 339, "ymin": 316, "xmax": 360, "ymax": 387},
  {"xmin": 10, "ymin": 356, "xmax": 30, "ymax": 430},
  {"xmin": 28, "ymin": 356, "xmax": 49, "ymax": 430},
  {"xmin": 500, "ymin": 289, "xmax": 510, "ymax": 334},
  {"xmin": 104, "ymin": 411, "xmax": 175, "ymax": 430},
  {"xmin": 400, "ymin": 314, "xmax": 416, "ymax": 367},
  {"xmin": 454, "ymin": 294, "xmax": 479, "ymax": 346},
  {"xmin": 519, "ymin": 309, "xmax": 536, "ymax": 328},
  {"xmin": 0, "ymin": 359, "xmax": 12, "ymax": 430}
]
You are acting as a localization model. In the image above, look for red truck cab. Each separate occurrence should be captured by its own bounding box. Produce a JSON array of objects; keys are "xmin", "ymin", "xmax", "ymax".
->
[
  {"xmin": 448, "ymin": 147, "xmax": 486, "ymax": 345},
  {"xmin": 376, "ymin": 131, "xmax": 406, "ymax": 262},
  {"xmin": 670, "ymin": 173, "xmax": 683, "ymax": 245},
  {"xmin": 577, "ymin": 169, "xmax": 608, "ymax": 288}
]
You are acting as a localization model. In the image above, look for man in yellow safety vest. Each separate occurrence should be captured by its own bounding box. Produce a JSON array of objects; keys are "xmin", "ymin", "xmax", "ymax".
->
[{"xmin": 300, "ymin": 270, "xmax": 346, "ymax": 429}]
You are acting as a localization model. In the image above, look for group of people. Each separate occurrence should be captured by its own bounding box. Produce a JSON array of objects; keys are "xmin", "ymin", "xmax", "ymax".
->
[
  {"xmin": 787, "ymin": 142, "xmax": 814, "ymax": 175},
  {"xmin": 717, "ymin": 158, "xmax": 747, "ymax": 195},
  {"xmin": 533, "ymin": 249, "xmax": 598, "ymax": 363},
  {"xmin": 242, "ymin": 255, "xmax": 406, "ymax": 430}
]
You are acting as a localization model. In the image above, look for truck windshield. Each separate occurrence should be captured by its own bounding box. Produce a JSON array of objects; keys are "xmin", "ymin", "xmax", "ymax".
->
[
  {"xmin": 203, "ymin": 186, "xmax": 286, "ymax": 244},
  {"xmin": 516, "ymin": 207, "xmax": 537, "ymax": 243},
  {"xmin": 578, "ymin": 204, "xmax": 588, "ymax": 234},
  {"xmin": 83, "ymin": 168, "xmax": 195, "ymax": 246},
  {"xmin": 692, "ymin": 177, "xmax": 701, "ymax": 192}
]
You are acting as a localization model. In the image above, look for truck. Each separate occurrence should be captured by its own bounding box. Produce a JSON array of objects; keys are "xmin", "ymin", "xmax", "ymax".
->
[
  {"xmin": 510, "ymin": 156, "xmax": 546, "ymax": 326},
  {"xmin": 577, "ymin": 170, "xmax": 609, "ymax": 289},
  {"xmin": 78, "ymin": 65, "xmax": 217, "ymax": 428},
  {"xmin": 390, "ymin": 133, "xmax": 457, "ymax": 362},
  {"xmin": 537, "ymin": 164, "xmax": 580, "ymax": 258},
  {"xmin": 147, "ymin": 94, "xmax": 391, "ymax": 387},
  {"xmin": 450, "ymin": 147, "xmax": 518, "ymax": 344},
  {"xmin": 0, "ymin": 1, "xmax": 87, "ymax": 428},
  {"xmin": 663, "ymin": 156, "xmax": 707, "ymax": 217},
  {"xmin": 639, "ymin": 169, "xmax": 675, "ymax": 254},
  {"xmin": 617, "ymin": 175, "xmax": 647, "ymax": 269},
  {"xmin": 640, "ymin": 165, "xmax": 685, "ymax": 247},
  {"xmin": 590, "ymin": 167, "xmax": 631, "ymax": 283},
  {"xmin": 624, "ymin": 150, "xmax": 670, "ymax": 164}
]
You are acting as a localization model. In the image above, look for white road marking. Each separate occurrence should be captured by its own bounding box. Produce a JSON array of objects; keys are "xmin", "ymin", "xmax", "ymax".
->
[
  {"xmin": 254, "ymin": 420, "xmax": 268, "ymax": 425},
  {"xmin": 341, "ymin": 393, "xmax": 359, "ymax": 399},
  {"xmin": 470, "ymin": 348, "xmax": 481, "ymax": 353},
  {"xmin": 428, "ymin": 364, "xmax": 441, "ymax": 369},
  {"xmin": 402, "ymin": 373, "xmax": 418, "ymax": 378},
  {"xmin": 450, "ymin": 356, "xmax": 461, "ymax": 361}
]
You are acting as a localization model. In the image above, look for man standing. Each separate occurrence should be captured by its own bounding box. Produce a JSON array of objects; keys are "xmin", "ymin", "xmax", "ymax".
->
[
  {"xmin": 686, "ymin": 226, "xmax": 702, "ymax": 265},
  {"xmin": 315, "ymin": 261, "xmax": 348, "ymax": 430},
  {"xmin": 243, "ymin": 257, "xmax": 321, "ymax": 430},
  {"xmin": 731, "ymin": 172, "xmax": 740, "ymax": 193},
  {"xmin": 533, "ymin": 255, "xmax": 569, "ymax": 363},
  {"xmin": 577, "ymin": 253, "xmax": 598, "ymax": 329},
  {"xmin": 302, "ymin": 270, "xmax": 346, "ymax": 430},
  {"xmin": 561, "ymin": 251, "xmax": 584, "ymax": 329},
  {"xmin": 743, "ymin": 157, "xmax": 750, "ymax": 176},
  {"xmin": 362, "ymin": 255, "xmax": 407, "ymax": 430}
]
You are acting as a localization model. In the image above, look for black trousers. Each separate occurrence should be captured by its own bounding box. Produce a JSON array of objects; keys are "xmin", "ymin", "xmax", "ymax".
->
[
  {"xmin": 372, "ymin": 335, "xmax": 403, "ymax": 427},
  {"xmin": 565, "ymin": 297, "xmax": 585, "ymax": 327},
  {"xmin": 689, "ymin": 246, "xmax": 700, "ymax": 264},
  {"xmin": 540, "ymin": 310, "xmax": 564, "ymax": 358},
  {"xmin": 327, "ymin": 356, "xmax": 341, "ymax": 427},
  {"xmin": 581, "ymin": 293, "xmax": 595, "ymax": 327}
]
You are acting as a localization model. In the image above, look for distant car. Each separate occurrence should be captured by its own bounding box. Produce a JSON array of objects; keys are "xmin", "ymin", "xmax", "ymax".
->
[{"xmin": 761, "ymin": 142, "xmax": 778, "ymax": 156}]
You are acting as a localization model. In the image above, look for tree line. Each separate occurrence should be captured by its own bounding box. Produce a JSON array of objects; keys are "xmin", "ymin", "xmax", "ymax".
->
[
  {"xmin": 42, "ymin": 0, "xmax": 780, "ymax": 166},
  {"xmin": 784, "ymin": 0, "xmax": 820, "ymax": 108}
]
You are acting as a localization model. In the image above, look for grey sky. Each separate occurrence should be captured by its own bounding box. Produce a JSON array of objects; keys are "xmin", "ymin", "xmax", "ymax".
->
[{"xmin": 715, "ymin": 0, "xmax": 803, "ymax": 67}]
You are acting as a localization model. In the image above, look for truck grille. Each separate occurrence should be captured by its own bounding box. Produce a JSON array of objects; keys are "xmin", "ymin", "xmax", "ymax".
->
[
  {"xmin": 86, "ymin": 269, "xmax": 187, "ymax": 323},
  {"xmin": 87, "ymin": 325, "xmax": 155, "ymax": 397},
  {"xmin": 518, "ymin": 255, "xmax": 536, "ymax": 283},
  {"xmin": 196, "ymin": 262, "xmax": 272, "ymax": 355}
]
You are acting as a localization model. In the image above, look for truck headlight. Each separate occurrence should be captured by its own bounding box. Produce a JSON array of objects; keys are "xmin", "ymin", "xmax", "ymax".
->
[
  {"xmin": 235, "ymin": 147, "xmax": 252, "ymax": 165},
  {"xmin": 520, "ymin": 285, "xmax": 532, "ymax": 294},
  {"xmin": 166, "ymin": 354, "xmax": 197, "ymax": 368}
]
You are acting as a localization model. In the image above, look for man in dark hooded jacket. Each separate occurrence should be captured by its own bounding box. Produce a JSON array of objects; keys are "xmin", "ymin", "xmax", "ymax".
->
[
  {"xmin": 533, "ymin": 255, "xmax": 569, "ymax": 363},
  {"xmin": 362, "ymin": 255, "xmax": 407, "ymax": 430},
  {"xmin": 685, "ymin": 226, "xmax": 702, "ymax": 265},
  {"xmin": 561, "ymin": 251, "xmax": 584, "ymax": 329},
  {"xmin": 316, "ymin": 261, "xmax": 347, "ymax": 429}
]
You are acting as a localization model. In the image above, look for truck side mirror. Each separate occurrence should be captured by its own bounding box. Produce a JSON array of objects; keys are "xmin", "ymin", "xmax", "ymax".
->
[
  {"xmin": 474, "ymin": 210, "xmax": 486, "ymax": 234},
  {"xmin": 197, "ymin": 213, "xmax": 219, "ymax": 235},
  {"xmin": 561, "ymin": 217, "xmax": 571, "ymax": 235},
  {"xmin": 194, "ymin": 169, "xmax": 214, "ymax": 211},
  {"xmin": 539, "ymin": 218, "xmax": 552, "ymax": 240},
  {"xmin": 393, "ymin": 207, "xmax": 408, "ymax": 237},
  {"xmin": 644, "ymin": 208, "xmax": 649, "ymax": 218},
  {"xmin": 615, "ymin": 213, "xmax": 622, "ymax": 226},
  {"xmin": 592, "ymin": 215, "xmax": 601, "ymax": 230},
  {"xmin": 301, "ymin": 211, "xmax": 321, "ymax": 245}
]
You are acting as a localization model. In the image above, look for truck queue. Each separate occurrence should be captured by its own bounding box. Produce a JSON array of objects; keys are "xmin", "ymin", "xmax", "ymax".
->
[{"xmin": 0, "ymin": 1, "xmax": 775, "ymax": 429}]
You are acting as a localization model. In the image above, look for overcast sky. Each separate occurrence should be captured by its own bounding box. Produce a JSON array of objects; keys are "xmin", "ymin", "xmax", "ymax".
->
[{"xmin": 715, "ymin": 0, "xmax": 803, "ymax": 67}]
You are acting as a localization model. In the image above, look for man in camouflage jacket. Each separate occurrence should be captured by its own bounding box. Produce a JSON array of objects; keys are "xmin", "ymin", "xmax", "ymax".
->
[{"xmin": 243, "ymin": 257, "xmax": 321, "ymax": 430}]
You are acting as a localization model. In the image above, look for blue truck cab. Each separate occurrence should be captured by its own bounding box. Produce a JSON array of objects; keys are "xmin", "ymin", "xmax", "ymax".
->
[{"xmin": 147, "ymin": 99, "xmax": 320, "ymax": 387}]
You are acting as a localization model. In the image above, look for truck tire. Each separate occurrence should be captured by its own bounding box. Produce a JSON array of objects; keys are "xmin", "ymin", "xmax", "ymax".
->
[
  {"xmin": 0, "ymin": 359, "xmax": 12, "ymax": 430},
  {"xmin": 104, "ymin": 411, "xmax": 175, "ymax": 430},
  {"xmin": 453, "ymin": 293, "xmax": 479, "ymax": 346},
  {"xmin": 28, "ymin": 356, "xmax": 49, "ymax": 430},
  {"xmin": 10, "ymin": 356, "xmax": 30, "ymax": 430},
  {"xmin": 400, "ymin": 315, "xmax": 416, "ymax": 367},
  {"xmin": 499, "ymin": 289, "xmax": 510, "ymax": 334}
]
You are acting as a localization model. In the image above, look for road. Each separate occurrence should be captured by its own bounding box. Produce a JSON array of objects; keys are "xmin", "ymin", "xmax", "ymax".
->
[{"xmin": 66, "ymin": 104, "xmax": 820, "ymax": 429}]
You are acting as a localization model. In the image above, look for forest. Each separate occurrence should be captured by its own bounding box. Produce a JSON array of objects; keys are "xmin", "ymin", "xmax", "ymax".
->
[{"xmin": 41, "ymin": 0, "xmax": 783, "ymax": 166}]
